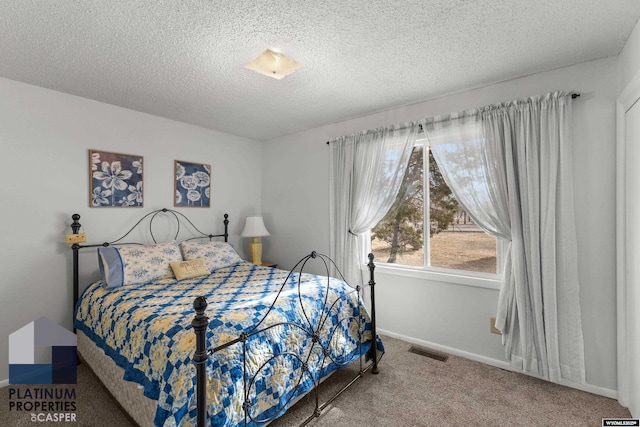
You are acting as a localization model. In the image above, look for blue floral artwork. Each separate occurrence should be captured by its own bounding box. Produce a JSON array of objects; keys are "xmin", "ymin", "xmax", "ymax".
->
[
  {"xmin": 175, "ymin": 160, "xmax": 210, "ymax": 207},
  {"xmin": 90, "ymin": 150, "xmax": 143, "ymax": 207}
]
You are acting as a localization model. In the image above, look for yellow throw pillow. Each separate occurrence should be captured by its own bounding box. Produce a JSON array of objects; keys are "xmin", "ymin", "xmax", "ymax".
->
[{"xmin": 169, "ymin": 258, "xmax": 210, "ymax": 280}]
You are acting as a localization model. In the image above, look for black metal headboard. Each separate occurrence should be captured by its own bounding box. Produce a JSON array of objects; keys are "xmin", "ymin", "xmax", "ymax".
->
[{"xmin": 70, "ymin": 208, "xmax": 229, "ymax": 326}]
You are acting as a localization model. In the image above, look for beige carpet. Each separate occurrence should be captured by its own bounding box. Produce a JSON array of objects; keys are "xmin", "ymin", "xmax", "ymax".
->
[{"xmin": 0, "ymin": 335, "xmax": 631, "ymax": 426}]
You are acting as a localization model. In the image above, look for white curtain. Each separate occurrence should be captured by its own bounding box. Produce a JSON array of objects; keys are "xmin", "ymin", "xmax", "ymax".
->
[
  {"xmin": 423, "ymin": 92, "xmax": 585, "ymax": 383},
  {"xmin": 329, "ymin": 123, "xmax": 419, "ymax": 285},
  {"xmin": 422, "ymin": 112, "xmax": 511, "ymax": 241}
]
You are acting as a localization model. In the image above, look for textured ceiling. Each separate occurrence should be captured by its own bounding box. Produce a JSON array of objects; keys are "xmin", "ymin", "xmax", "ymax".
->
[{"xmin": 1, "ymin": 1, "xmax": 639, "ymax": 141}]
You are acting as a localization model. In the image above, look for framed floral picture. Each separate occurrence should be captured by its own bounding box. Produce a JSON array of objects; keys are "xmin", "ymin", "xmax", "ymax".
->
[
  {"xmin": 90, "ymin": 150, "xmax": 143, "ymax": 207},
  {"xmin": 175, "ymin": 160, "xmax": 211, "ymax": 207}
]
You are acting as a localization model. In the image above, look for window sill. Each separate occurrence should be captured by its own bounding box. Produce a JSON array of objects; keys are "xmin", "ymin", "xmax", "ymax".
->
[{"xmin": 362, "ymin": 263, "xmax": 501, "ymax": 290}]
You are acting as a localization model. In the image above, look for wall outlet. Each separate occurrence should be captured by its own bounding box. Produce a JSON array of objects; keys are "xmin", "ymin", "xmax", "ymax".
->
[{"xmin": 490, "ymin": 317, "xmax": 502, "ymax": 335}]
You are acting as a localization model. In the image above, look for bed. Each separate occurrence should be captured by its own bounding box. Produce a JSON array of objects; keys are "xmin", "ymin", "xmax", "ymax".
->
[{"xmin": 70, "ymin": 209, "xmax": 382, "ymax": 427}]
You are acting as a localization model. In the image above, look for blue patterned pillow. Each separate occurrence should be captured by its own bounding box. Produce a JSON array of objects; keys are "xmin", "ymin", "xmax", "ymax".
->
[
  {"xmin": 98, "ymin": 241, "xmax": 183, "ymax": 287},
  {"xmin": 97, "ymin": 246, "xmax": 124, "ymax": 289},
  {"xmin": 179, "ymin": 241, "xmax": 243, "ymax": 271}
]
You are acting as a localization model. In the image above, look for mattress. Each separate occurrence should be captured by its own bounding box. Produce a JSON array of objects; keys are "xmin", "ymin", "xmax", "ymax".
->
[
  {"xmin": 78, "ymin": 330, "xmax": 156, "ymax": 427},
  {"xmin": 75, "ymin": 261, "xmax": 377, "ymax": 427}
]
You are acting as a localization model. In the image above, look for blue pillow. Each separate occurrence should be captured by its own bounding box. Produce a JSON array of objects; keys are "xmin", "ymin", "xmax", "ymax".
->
[{"xmin": 98, "ymin": 247, "xmax": 124, "ymax": 289}]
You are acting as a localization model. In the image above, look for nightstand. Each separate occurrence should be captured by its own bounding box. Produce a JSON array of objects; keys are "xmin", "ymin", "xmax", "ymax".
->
[{"xmin": 260, "ymin": 262, "xmax": 277, "ymax": 268}]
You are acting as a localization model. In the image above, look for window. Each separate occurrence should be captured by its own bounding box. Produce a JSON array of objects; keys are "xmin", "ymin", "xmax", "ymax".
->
[{"xmin": 370, "ymin": 139, "xmax": 498, "ymax": 275}]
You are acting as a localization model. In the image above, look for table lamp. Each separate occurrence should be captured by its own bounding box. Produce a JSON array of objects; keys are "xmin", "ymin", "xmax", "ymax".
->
[{"xmin": 240, "ymin": 216, "xmax": 270, "ymax": 264}]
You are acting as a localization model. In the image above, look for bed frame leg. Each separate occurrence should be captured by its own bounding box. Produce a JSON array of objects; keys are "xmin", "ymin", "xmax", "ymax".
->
[
  {"xmin": 367, "ymin": 253, "xmax": 379, "ymax": 374},
  {"xmin": 192, "ymin": 296, "xmax": 209, "ymax": 427},
  {"xmin": 71, "ymin": 214, "xmax": 81, "ymax": 332}
]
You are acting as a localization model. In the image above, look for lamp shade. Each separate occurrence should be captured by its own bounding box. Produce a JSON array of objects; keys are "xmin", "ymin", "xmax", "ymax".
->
[{"xmin": 240, "ymin": 216, "xmax": 270, "ymax": 237}]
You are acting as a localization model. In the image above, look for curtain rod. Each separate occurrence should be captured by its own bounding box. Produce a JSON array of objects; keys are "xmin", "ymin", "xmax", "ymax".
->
[{"xmin": 325, "ymin": 93, "xmax": 580, "ymax": 144}]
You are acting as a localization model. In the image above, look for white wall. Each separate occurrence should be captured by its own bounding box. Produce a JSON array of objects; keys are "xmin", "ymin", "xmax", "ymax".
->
[
  {"xmin": 619, "ymin": 17, "xmax": 640, "ymax": 91},
  {"xmin": 262, "ymin": 57, "xmax": 619, "ymax": 393},
  {"xmin": 0, "ymin": 78, "xmax": 263, "ymax": 382}
]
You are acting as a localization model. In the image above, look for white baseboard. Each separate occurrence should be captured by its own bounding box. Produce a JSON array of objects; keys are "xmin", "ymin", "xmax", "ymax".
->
[
  {"xmin": 0, "ymin": 378, "xmax": 8, "ymax": 388},
  {"xmin": 377, "ymin": 328, "xmax": 618, "ymax": 400}
]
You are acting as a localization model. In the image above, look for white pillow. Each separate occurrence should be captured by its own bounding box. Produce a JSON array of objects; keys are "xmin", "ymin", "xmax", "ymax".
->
[
  {"xmin": 98, "ymin": 241, "xmax": 183, "ymax": 287},
  {"xmin": 179, "ymin": 241, "xmax": 243, "ymax": 271}
]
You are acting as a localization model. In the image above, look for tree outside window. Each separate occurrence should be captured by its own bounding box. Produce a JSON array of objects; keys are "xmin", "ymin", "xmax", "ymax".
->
[{"xmin": 371, "ymin": 143, "xmax": 497, "ymax": 274}]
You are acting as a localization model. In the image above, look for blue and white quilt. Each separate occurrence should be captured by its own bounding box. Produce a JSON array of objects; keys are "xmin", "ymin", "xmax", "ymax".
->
[{"xmin": 75, "ymin": 261, "xmax": 380, "ymax": 427}]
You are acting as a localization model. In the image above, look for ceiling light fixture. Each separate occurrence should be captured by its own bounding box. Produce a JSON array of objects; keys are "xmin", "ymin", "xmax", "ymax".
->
[{"xmin": 244, "ymin": 49, "xmax": 303, "ymax": 80}]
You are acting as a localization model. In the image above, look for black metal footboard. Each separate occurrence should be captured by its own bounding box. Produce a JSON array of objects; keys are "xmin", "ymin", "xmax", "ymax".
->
[{"xmin": 192, "ymin": 252, "xmax": 380, "ymax": 427}]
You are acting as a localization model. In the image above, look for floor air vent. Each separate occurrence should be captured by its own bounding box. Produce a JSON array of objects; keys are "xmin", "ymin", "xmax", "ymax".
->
[{"xmin": 408, "ymin": 345, "xmax": 449, "ymax": 362}]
